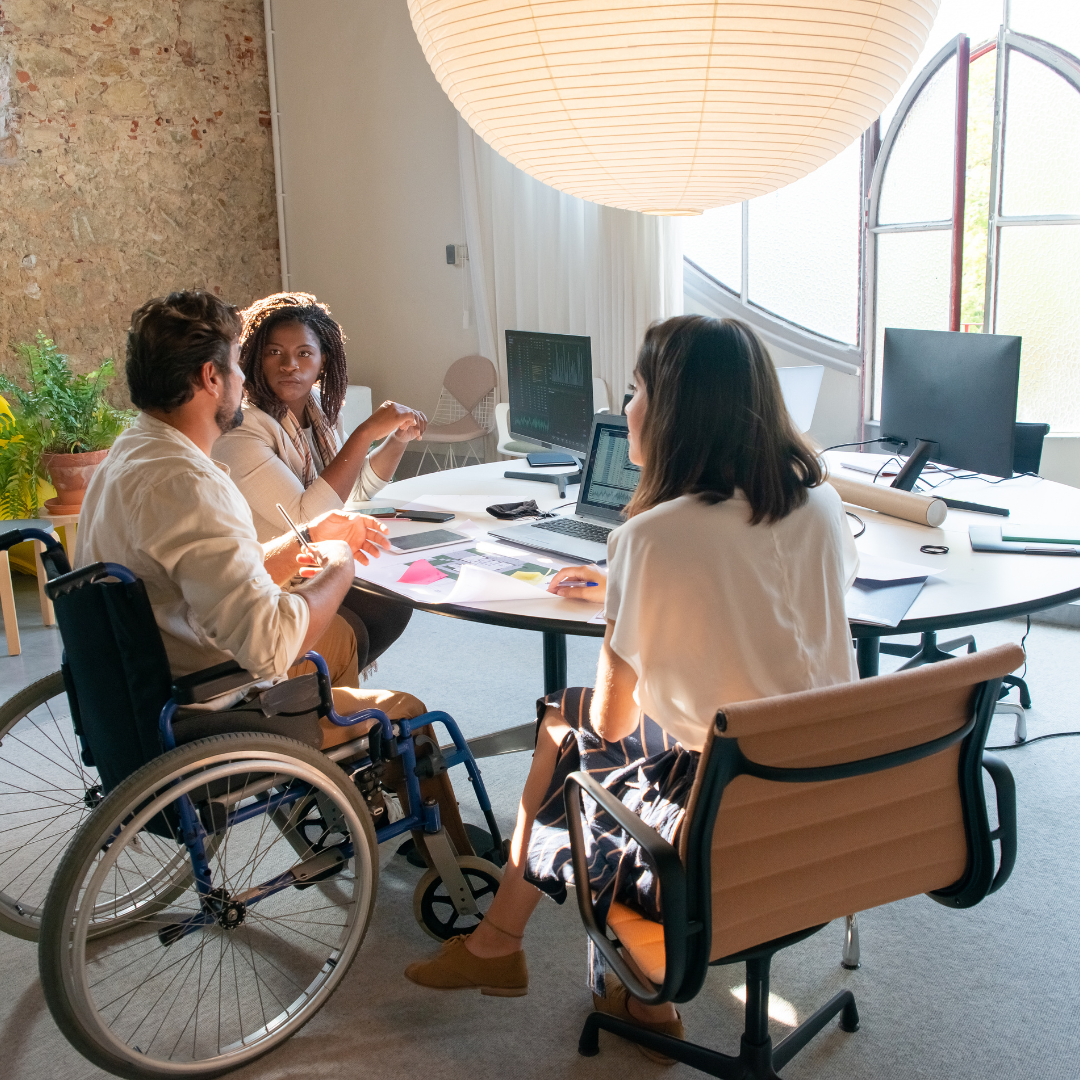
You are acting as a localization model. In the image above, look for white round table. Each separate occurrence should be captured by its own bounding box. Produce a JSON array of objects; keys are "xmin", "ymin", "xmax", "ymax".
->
[{"xmin": 361, "ymin": 458, "xmax": 1080, "ymax": 684}]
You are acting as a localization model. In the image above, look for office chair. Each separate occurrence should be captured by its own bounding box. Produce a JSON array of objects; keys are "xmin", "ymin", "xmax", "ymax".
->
[
  {"xmin": 879, "ymin": 420, "xmax": 1050, "ymax": 742},
  {"xmin": 566, "ymin": 644, "xmax": 1020, "ymax": 1077}
]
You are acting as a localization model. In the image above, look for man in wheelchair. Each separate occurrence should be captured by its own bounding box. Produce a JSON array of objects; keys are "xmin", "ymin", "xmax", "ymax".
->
[
  {"xmin": 75, "ymin": 289, "xmax": 471, "ymax": 849},
  {"xmin": 24, "ymin": 290, "xmax": 506, "ymax": 1079}
]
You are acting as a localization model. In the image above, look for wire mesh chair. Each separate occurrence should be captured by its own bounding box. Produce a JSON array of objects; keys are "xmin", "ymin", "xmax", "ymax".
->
[{"xmin": 414, "ymin": 355, "xmax": 498, "ymax": 472}]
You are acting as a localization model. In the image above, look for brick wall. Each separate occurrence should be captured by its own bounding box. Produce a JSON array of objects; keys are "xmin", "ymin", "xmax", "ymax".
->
[{"xmin": 0, "ymin": 1, "xmax": 279, "ymax": 391}]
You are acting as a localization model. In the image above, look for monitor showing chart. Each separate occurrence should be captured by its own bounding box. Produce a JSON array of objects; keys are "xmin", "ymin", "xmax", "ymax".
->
[
  {"xmin": 505, "ymin": 330, "xmax": 594, "ymax": 455},
  {"xmin": 579, "ymin": 421, "xmax": 641, "ymax": 515}
]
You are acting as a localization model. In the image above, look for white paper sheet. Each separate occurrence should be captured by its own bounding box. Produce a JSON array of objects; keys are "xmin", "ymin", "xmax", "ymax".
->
[
  {"xmin": 444, "ymin": 564, "xmax": 550, "ymax": 604},
  {"xmin": 355, "ymin": 538, "xmax": 573, "ymax": 606},
  {"xmin": 855, "ymin": 553, "xmax": 944, "ymax": 586}
]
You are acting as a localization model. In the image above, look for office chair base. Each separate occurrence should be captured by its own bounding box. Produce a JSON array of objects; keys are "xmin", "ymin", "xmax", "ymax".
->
[
  {"xmin": 579, "ymin": 951, "xmax": 858, "ymax": 1078},
  {"xmin": 995, "ymin": 702, "xmax": 1027, "ymax": 743},
  {"xmin": 880, "ymin": 631, "xmax": 976, "ymax": 670},
  {"xmin": 841, "ymin": 913, "xmax": 861, "ymax": 969}
]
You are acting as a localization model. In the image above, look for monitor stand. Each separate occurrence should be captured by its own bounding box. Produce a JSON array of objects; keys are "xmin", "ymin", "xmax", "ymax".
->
[
  {"xmin": 890, "ymin": 438, "xmax": 1009, "ymax": 516},
  {"xmin": 503, "ymin": 462, "xmax": 582, "ymax": 499},
  {"xmin": 890, "ymin": 439, "xmax": 937, "ymax": 491}
]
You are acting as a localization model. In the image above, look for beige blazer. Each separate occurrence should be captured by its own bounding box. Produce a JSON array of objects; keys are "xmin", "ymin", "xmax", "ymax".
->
[{"xmin": 213, "ymin": 403, "xmax": 386, "ymax": 542}]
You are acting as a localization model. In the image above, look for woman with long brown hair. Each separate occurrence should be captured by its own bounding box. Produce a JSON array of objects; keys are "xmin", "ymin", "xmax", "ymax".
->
[
  {"xmin": 215, "ymin": 292, "xmax": 425, "ymax": 674},
  {"xmin": 404, "ymin": 316, "xmax": 859, "ymax": 1059}
]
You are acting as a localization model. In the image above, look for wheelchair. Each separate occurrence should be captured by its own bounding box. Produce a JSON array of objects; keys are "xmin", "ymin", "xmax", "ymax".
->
[{"xmin": 0, "ymin": 528, "xmax": 505, "ymax": 1078}]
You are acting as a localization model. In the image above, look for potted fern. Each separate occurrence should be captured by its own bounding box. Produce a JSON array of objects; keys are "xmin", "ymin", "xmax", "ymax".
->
[{"xmin": 0, "ymin": 333, "xmax": 134, "ymax": 513}]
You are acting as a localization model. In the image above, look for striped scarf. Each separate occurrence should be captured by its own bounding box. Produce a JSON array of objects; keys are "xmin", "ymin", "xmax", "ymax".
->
[{"xmin": 279, "ymin": 394, "xmax": 341, "ymax": 487}]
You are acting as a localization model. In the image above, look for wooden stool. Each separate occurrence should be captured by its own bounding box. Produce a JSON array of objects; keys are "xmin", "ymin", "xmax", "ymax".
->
[{"xmin": 0, "ymin": 518, "xmax": 64, "ymax": 656}]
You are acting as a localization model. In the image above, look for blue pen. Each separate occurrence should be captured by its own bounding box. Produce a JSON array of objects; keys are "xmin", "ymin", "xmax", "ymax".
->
[{"xmin": 557, "ymin": 581, "xmax": 598, "ymax": 588}]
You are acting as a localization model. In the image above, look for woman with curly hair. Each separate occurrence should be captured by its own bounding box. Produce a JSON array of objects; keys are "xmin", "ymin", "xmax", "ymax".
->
[{"xmin": 214, "ymin": 292, "xmax": 426, "ymax": 672}]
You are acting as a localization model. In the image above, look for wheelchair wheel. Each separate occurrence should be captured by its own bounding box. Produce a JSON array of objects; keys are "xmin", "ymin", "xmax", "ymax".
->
[
  {"xmin": 413, "ymin": 855, "xmax": 502, "ymax": 941},
  {"xmin": 0, "ymin": 671, "xmax": 100, "ymax": 940},
  {"xmin": 40, "ymin": 732, "xmax": 378, "ymax": 1079}
]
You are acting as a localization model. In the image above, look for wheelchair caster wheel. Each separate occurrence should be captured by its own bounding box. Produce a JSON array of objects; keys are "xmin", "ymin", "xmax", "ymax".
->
[{"xmin": 413, "ymin": 856, "xmax": 502, "ymax": 941}]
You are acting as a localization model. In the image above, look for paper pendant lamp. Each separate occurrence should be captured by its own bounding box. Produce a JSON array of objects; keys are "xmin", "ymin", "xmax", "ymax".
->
[{"xmin": 409, "ymin": 1, "xmax": 939, "ymax": 215}]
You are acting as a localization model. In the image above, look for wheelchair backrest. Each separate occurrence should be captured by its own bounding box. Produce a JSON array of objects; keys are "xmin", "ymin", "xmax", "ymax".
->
[{"xmin": 47, "ymin": 564, "xmax": 173, "ymax": 795}]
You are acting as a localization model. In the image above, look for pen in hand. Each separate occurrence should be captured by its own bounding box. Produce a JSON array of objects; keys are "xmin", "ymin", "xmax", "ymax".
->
[
  {"xmin": 557, "ymin": 581, "xmax": 599, "ymax": 588},
  {"xmin": 277, "ymin": 503, "xmax": 327, "ymax": 568}
]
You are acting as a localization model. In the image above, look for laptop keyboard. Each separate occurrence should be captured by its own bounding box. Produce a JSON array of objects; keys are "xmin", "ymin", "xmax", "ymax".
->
[{"xmin": 532, "ymin": 518, "xmax": 612, "ymax": 544}]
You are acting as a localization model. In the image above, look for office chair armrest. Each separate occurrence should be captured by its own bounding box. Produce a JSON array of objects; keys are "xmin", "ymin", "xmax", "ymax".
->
[
  {"xmin": 563, "ymin": 770, "xmax": 691, "ymax": 1006},
  {"xmin": 172, "ymin": 660, "xmax": 259, "ymax": 706},
  {"xmin": 981, "ymin": 753, "xmax": 1017, "ymax": 893}
]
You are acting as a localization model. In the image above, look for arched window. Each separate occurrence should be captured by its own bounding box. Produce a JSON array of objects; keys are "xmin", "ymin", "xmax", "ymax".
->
[
  {"xmin": 685, "ymin": 1, "xmax": 1080, "ymax": 439},
  {"xmin": 867, "ymin": 14, "xmax": 1080, "ymax": 432}
]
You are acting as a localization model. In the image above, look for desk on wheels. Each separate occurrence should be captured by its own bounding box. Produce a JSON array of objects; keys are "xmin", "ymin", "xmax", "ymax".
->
[{"xmin": 353, "ymin": 459, "xmax": 1080, "ymax": 755}]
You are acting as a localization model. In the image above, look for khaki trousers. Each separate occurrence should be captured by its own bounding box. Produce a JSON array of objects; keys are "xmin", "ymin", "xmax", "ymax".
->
[
  {"xmin": 287, "ymin": 613, "xmax": 359, "ymax": 687},
  {"xmin": 288, "ymin": 617, "xmax": 473, "ymax": 861}
]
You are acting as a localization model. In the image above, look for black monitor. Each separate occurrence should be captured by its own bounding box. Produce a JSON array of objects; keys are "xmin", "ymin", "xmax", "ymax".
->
[
  {"xmin": 880, "ymin": 328, "xmax": 1021, "ymax": 486},
  {"xmin": 505, "ymin": 330, "xmax": 594, "ymax": 456}
]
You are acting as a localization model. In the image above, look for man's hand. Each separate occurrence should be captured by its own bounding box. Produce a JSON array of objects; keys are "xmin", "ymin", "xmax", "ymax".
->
[
  {"xmin": 307, "ymin": 510, "xmax": 391, "ymax": 566},
  {"xmin": 363, "ymin": 401, "xmax": 428, "ymax": 444},
  {"xmin": 295, "ymin": 538, "xmax": 351, "ymax": 579}
]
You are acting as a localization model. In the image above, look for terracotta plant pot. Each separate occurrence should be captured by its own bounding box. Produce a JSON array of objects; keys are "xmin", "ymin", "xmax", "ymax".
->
[{"xmin": 41, "ymin": 448, "xmax": 109, "ymax": 510}]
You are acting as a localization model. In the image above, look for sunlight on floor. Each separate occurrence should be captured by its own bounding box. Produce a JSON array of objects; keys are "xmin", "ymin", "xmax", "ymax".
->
[{"xmin": 729, "ymin": 984, "xmax": 799, "ymax": 1027}]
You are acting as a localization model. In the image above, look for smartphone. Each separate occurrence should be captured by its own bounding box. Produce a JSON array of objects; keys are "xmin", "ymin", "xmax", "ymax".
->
[
  {"xmin": 395, "ymin": 510, "xmax": 455, "ymax": 522},
  {"xmin": 389, "ymin": 529, "xmax": 468, "ymax": 553},
  {"xmin": 360, "ymin": 506, "xmax": 398, "ymax": 517}
]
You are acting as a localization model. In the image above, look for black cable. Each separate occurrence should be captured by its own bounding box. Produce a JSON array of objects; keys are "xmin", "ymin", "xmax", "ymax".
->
[
  {"xmin": 987, "ymin": 731, "xmax": 1080, "ymax": 751},
  {"xmin": 1018, "ymin": 614, "xmax": 1031, "ymax": 680},
  {"xmin": 873, "ymin": 456, "xmax": 902, "ymax": 483},
  {"xmin": 822, "ymin": 437, "xmax": 902, "ymax": 453},
  {"xmin": 846, "ymin": 511, "xmax": 865, "ymax": 537},
  {"xmin": 537, "ymin": 501, "xmax": 576, "ymax": 519}
]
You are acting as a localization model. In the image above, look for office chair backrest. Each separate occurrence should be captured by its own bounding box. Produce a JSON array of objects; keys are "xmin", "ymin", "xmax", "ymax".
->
[
  {"xmin": 680, "ymin": 643, "xmax": 1023, "ymax": 963},
  {"xmin": 1013, "ymin": 421, "xmax": 1050, "ymax": 475},
  {"xmin": 47, "ymin": 564, "xmax": 174, "ymax": 795}
]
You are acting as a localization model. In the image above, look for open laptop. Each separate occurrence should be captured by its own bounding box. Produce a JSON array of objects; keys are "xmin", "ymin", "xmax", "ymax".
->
[{"xmin": 489, "ymin": 415, "xmax": 640, "ymax": 563}]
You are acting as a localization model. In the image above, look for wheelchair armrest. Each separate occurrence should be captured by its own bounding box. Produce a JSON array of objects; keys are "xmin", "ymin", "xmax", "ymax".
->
[
  {"xmin": 563, "ymin": 770, "xmax": 690, "ymax": 1006},
  {"xmin": 172, "ymin": 661, "xmax": 258, "ymax": 706},
  {"xmin": 982, "ymin": 752, "xmax": 1017, "ymax": 893}
]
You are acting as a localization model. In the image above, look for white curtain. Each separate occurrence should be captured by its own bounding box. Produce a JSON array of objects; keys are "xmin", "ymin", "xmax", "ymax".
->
[{"xmin": 458, "ymin": 117, "xmax": 683, "ymax": 409}]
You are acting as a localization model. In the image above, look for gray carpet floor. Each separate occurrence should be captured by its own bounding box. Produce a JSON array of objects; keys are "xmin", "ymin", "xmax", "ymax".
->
[{"xmin": 1, "ymin": 573, "xmax": 1077, "ymax": 1080}]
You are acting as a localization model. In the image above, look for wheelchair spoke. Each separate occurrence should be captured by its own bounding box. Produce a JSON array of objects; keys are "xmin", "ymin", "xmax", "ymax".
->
[{"xmin": 41, "ymin": 737, "xmax": 377, "ymax": 1074}]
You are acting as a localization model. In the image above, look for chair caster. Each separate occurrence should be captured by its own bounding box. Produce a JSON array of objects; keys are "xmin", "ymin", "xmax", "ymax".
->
[{"xmin": 413, "ymin": 855, "xmax": 502, "ymax": 940}]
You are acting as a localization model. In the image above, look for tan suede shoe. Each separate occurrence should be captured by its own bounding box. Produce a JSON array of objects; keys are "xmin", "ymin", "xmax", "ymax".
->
[
  {"xmin": 404, "ymin": 935, "xmax": 528, "ymax": 997},
  {"xmin": 592, "ymin": 977, "xmax": 685, "ymax": 1065}
]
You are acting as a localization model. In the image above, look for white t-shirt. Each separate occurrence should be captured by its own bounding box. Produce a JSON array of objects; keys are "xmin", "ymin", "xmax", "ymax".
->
[{"xmin": 605, "ymin": 484, "xmax": 859, "ymax": 752}]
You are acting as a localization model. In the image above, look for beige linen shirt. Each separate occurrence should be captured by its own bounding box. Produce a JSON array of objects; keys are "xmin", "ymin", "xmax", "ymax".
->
[
  {"xmin": 75, "ymin": 413, "xmax": 310, "ymax": 680},
  {"xmin": 212, "ymin": 402, "xmax": 386, "ymax": 543},
  {"xmin": 606, "ymin": 484, "xmax": 859, "ymax": 753}
]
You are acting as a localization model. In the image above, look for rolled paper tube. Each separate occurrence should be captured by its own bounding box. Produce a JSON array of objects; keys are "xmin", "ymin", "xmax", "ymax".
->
[{"xmin": 827, "ymin": 475, "xmax": 948, "ymax": 528}]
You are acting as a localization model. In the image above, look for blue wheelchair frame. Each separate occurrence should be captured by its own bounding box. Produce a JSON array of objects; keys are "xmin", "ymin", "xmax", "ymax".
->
[{"xmin": 25, "ymin": 545, "xmax": 503, "ymax": 945}]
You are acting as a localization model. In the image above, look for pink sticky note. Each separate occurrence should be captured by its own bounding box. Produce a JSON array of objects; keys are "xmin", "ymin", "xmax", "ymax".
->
[{"xmin": 398, "ymin": 559, "xmax": 447, "ymax": 585}]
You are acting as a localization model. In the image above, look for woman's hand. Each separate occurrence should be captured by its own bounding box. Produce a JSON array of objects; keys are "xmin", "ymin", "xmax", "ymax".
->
[
  {"xmin": 363, "ymin": 401, "xmax": 428, "ymax": 444},
  {"xmin": 547, "ymin": 565, "xmax": 607, "ymax": 603},
  {"xmin": 308, "ymin": 509, "xmax": 391, "ymax": 566}
]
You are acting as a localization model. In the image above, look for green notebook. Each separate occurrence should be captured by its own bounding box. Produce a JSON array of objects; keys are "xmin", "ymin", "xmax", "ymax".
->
[{"xmin": 1002, "ymin": 526, "xmax": 1080, "ymax": 545}]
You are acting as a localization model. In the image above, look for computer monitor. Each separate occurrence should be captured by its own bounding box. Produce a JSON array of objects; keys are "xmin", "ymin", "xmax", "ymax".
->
[
  {"xmin": 505, "ymin": 330, "xmax": 594, "ymax": 456},
  {"xmin": 776, "ymin": 365, "xmax": 824, "ymax": 434},
  {"xmin": 880, "ymin": 328, "xmax": 1021, "ymax": 486}
]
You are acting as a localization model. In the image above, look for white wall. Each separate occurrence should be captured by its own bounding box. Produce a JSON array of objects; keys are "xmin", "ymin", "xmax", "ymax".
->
[{"xmin": 268, "ymin": 0, "xmax": 478, "ymax": 416}]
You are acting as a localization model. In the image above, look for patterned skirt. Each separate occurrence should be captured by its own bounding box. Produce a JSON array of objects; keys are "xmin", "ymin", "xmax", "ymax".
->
[{"xmin": 524, "ymin": 687, "xmax": 699, "ymax": 993}]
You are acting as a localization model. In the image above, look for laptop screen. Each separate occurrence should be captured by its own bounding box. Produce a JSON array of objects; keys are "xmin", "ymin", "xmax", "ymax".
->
[{"xmin": 578, "ymin": 419, "xmax": 641, "ymax": 522}]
